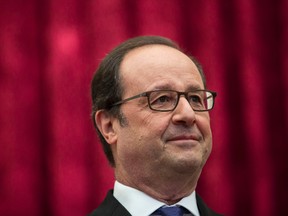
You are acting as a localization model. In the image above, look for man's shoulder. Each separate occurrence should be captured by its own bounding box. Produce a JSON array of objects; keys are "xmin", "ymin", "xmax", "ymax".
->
[
  {"xmin": 87, "ymin": 190, "xmax": 131, "ymax": 216},
  {"xmin": 196, "ymin": 193, "xmax": 224, "ymax": 216},
  {"xmin": 87, "ymin": 190, "xmax": 223, "ymax": 216}
]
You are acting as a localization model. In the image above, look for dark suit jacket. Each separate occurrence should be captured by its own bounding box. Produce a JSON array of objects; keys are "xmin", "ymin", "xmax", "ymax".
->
[{"xmin": 88, "ymin": 190, "xmax": 223, "ymax": 216}]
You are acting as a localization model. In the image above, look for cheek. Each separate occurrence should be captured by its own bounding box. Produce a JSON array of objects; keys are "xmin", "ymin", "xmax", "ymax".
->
[
  {"xmin": 131, "ymin": 109, "xmax": 169, "ymax": 135},
  {"xmin": 124, "ymin": 112, "xmax": 170, "ymax": 151},
  {"xmin": 195, "ymin": 115, "xmax": 213, "ymax": 162},
  {"xmin": 196, "ymin": 114, "xmax": 212, "ymax": 141},
  {"xmin": 141, "ymin": 113, "xmax": 173, "ymax": 144}
]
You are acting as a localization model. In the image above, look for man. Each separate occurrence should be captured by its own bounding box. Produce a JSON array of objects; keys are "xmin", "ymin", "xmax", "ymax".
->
[{"xmin": 89, "ymin": 36, "xmax": 221, "ymax": 216}]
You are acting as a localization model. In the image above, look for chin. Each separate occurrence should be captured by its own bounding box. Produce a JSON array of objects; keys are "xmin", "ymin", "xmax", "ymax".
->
[{"xmin": 169, "ymin": 156, "xmax": 205, "ymax": 174}]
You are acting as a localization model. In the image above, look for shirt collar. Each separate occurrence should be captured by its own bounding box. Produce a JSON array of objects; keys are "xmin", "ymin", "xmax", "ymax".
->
[{"xmin": 113, "ymin": 181, "xmax": 200, "ymax": 216}]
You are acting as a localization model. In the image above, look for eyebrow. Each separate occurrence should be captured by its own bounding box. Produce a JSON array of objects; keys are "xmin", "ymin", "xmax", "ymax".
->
[
  {"xmin": 151, "ymin": 84, "xmax": 174, "ymax": 90},
  {"xmin": 149, "ymin": 83, "xmax": 203, "ymax": 91},
  {"xmin": 186, "ymin": 85, "xmax": 203, "ymax": 91}
]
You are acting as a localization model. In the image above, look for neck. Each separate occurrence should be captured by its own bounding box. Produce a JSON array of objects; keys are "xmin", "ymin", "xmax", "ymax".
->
[{"xmin": 116, "ymin": 168, "xmax": 201, "ymax": 205}]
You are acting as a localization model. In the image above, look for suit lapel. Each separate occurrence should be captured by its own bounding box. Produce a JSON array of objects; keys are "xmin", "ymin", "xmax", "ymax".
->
[
  {"xmin": 89, "ymin": 190, "xmax": 222, "ymax": 216},
  {"xmin": 196, "ymin": 194, "xmax": 223, "ymax": 216},
  {"xmin": 88, "ymin": 190, "xmax": 131, "ymax": 216}
]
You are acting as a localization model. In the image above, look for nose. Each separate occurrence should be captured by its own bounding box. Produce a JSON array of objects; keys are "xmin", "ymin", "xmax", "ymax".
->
[{"xmin": 171, "ymin": 96, "xmax": 196, "ymax": 126}]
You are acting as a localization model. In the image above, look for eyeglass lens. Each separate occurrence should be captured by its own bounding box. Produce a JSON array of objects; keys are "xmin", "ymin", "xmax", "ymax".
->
[{"xmin": 148, "ymin": 90, "xmax": 214, "ymax": 111}]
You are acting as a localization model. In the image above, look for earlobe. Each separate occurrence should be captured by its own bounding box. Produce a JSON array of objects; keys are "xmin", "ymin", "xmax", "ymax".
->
[{"xmin": 95, "ymin": 110, "xmax": 118, "ymax": 145}]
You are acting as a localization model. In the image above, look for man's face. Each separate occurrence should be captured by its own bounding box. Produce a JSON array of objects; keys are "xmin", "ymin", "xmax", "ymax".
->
[{"xmin": 112, "ymin": 45, "xmax": 212, "ymax": 184}]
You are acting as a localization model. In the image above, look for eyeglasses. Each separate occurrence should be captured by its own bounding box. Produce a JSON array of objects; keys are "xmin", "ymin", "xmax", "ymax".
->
[{"xmin": 112, "ymin": 90, "xmax": 217, "ymax": 112}]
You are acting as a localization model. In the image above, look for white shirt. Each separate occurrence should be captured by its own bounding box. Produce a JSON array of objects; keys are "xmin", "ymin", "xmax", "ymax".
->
[{"xmin": 113, "ymin": 181, "xmax": 200, "ymax": 216}]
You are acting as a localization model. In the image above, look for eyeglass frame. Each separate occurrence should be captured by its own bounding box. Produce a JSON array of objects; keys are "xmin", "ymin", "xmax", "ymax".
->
[{"xmin": 111, "ymin": 89, "xmax": 217, "ymax": 112}]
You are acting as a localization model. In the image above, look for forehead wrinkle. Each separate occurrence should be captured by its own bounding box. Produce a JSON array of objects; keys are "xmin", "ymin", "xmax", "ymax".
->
[
  {"xmin": 146, "ymin": 80, "xmax": 203, "ymax": 91},
  {"xmin": 121, "ymin": 45, "xmax": 191, "ymax": 72},
  {"xmin": 120, "ymin": 45, "xmax": 204, "ymax": 94}
]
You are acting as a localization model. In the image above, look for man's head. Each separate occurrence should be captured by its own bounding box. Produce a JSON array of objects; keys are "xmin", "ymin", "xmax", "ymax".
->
[{"xmin": 91, "ymin": 36, "xmax": 209, "ymax": 168}]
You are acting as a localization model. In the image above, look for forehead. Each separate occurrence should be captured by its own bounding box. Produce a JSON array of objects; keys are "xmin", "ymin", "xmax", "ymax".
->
[{"xmin": 120, "ymin": 45, "xmax": 204, "ymax": 93}]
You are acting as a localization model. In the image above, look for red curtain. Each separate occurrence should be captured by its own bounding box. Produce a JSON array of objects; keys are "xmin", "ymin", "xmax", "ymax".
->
[{"xmin": 1, "ymin": 1, "xmax": 287, "ymax": 215}]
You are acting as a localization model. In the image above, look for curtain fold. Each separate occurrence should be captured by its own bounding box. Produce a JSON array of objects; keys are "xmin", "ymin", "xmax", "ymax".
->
[{"xmin": 1, "ymin": 1, "xmax": 287, "ymax": 215}]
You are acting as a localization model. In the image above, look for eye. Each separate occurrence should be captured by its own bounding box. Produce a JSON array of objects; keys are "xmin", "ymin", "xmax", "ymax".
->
[
  {"xmin": 149, "ymin": 91, "xmax": 175, "ymax": 106},
  {"xmin": 154, "ymin": 94, "xmax": 172, "ymax": 104},
  {"xmin": 189, "ymin": 95, "xmax": 202, "ymax": 103}
]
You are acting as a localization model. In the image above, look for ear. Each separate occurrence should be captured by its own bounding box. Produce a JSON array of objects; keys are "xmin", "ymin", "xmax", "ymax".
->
[{"xmin": 95, "ymin": 110, "xmax": 118, "ymax": 145}]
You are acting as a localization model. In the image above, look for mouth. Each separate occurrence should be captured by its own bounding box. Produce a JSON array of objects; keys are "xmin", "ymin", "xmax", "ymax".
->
[
  {"xmin": 168, "ymin": 134, "xmax": 201, "ymax": 141},
  {"xmin": 166, "ymin": 134, "xmax": 202, "ymax": 146}
]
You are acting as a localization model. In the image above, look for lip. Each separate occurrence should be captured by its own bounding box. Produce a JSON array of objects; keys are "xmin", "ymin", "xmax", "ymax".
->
[
  {"xmin": 165, "ymin": 135, "xmax": 201, "ymax": 149},
  {"xmin": 166, "ymin": 134, "xmax": 201, "ymax": 143}
]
